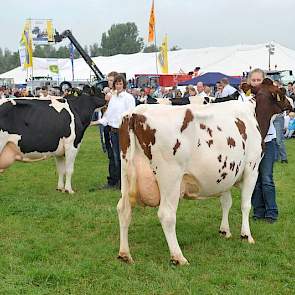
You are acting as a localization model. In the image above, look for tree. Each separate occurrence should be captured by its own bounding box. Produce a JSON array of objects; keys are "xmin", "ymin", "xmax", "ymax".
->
[
  {"xmin": 33, "ymin": 45, "xmax": 81, "ymax": 59},
  {"xmin": 89, "ymin": 43, "xmax": 101, "ymax": 57},
  {"xmin": 100, "ymin": 22, "xmax": 144, "ymax": 56},
  {"xmin": 142, "ymin": 44, "xmax": 159, "ymax": 53},
  {"xmin": 0, "ymin": 48, "xmax": 20, "ymax": 74},
  {"xmin": 170, "ymin": 45, "xmax": 181, "ymax": 51}
]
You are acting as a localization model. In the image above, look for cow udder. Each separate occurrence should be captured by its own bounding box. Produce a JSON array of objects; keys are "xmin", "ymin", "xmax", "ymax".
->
[{"xmin": 129, "ymin": 155, "xmax": 160, "ymax": 207}]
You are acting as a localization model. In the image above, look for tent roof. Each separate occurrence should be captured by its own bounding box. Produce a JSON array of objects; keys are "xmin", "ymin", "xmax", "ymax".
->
[
  {"xmin": 1, "ymin": 42, "xmax": 295, "ymax": 84},
  {"xmin": 179, "ymin": 72, "xmax": 241, "ymax": 86}
]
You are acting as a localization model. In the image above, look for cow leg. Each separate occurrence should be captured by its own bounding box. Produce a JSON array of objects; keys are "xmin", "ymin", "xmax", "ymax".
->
[
  {"xmin": 219, "ymin": 191, "xmax": 232, "ymax": 238},
  {"xmin": 117, "ymin": 197, "xmax": 133, "ymax": 263},
  {"xmin": 55, "ymin": 156, "xmax": 66, "ymax": 192},
  {"xmin": 117, "ymin": 159, "xmax": 133, "ymax": 263},
  {"xmin": 64, "ymin": 146, "xmax": 78, "ymax": 194},
  {"xmin": 157, "ymin": 177, "xmax": 188, "ymax": 266},
  {"xmin": 240, "ymin": 169, "xmax": 258, "ymax": 244}
]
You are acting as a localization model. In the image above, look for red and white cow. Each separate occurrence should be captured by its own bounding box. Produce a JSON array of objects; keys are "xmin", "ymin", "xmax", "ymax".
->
[{"xmin": 117, "ymin": 81, "xmax": 291, "ymax": 265}]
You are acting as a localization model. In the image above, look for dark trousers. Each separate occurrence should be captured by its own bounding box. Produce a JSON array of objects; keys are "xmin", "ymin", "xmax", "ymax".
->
[
  {"xmin": 273, "ymin": 115, "xmax": 287, "ymax": 161},
  {"xmin": 103, "ymin": 126, "xmax": 118, "ymax": 185},
  {"xmin": 251, "ymin": 140, "xmax": 278, "ymax": 220},
  {"xmin": 110, "ymin": 130, "xmax": 121, "ymax": 184}
]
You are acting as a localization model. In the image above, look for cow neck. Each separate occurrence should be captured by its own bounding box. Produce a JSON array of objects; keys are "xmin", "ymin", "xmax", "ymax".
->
[
  {"xmin": 69, "ymin": 95, "xmax": 104, "ymax": 127},
  {"xmin": 254, "ymin": 91, "xmax": 277, "ymax": 140}
]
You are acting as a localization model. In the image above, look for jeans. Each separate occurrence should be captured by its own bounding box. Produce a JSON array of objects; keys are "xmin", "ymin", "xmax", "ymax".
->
[
  {"xmin": 273, "ymin": 115, "xmax": 287, "ymax": 161},
  {"xmin": 110, "ymin": 130, "xmax": 121, "ymax": 184},
  {"xmin": 251, "ymin": 139, "xmax": 278, "ymax": 220},
  {"xmin": 104, "ymin": 126, "xmax": 117, "ymax": 186}
]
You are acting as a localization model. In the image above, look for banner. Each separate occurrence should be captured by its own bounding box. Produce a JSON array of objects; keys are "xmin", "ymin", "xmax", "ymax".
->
[
  {"xmin": 18, "ymin": 46, "xmax": 27, "ymax": 68},
  {"xmin": 148, "ymin": 0, "xmax": 155, "ymax": 43},
  {"xmin": 158, "ymin": 35, "xmax": 168, "ymax": 74},
  {"xmin": 69, "ymin": 42, "xmax": 75, "ymax": 80},
  {"xmin": 48, "ymin": 59, "xmax": 59, "ymax": 75},
  {"xmin": 31, "ymin": 19, "xmax": 54, "ymax": 45},
  {"xmin": 19, "ymin": 20, "xmax": 33, "ymax": 69}
]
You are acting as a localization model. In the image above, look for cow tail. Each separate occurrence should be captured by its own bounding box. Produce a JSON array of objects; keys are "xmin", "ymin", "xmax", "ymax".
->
[{"xmin": 128, "ymin": 114, "xmax": 137, "ymax": 207}]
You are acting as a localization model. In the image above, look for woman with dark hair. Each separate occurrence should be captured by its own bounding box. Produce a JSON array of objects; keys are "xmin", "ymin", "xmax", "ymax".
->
[{"xmin": 99, "ymin": 74, "xmax": 135, "ymax": 188}]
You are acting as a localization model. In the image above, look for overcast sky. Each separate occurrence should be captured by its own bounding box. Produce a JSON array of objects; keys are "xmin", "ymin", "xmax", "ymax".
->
[{"xmin": 2, "ymin": 0, "xmax": 295, "ymax": 51}]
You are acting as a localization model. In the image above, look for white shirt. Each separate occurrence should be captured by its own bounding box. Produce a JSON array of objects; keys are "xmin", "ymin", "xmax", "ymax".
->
[
  {"xmin": 264, "ymin": 120, "xmax": 276, "ymax": 143},
  {"xmin": 221, "ymin": 84, "xmax": 237, "ymax": 97},
  {"xmin": 99, "ymin": 90, "xmax": 135, "ymax": 128},
  {"xmin": 197, "ymin": 91, "xmax": 206, "ymax": 97}
]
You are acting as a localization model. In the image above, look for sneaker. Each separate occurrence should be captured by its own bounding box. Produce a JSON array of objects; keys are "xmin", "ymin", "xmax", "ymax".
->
[{"xmin": 281, "ymin": 160, "xmax": 288, "ymax": 164}]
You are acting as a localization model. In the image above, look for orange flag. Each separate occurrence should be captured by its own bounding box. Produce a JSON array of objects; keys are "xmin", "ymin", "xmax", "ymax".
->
[{"xmin": 148, "ymin": 0, "xmax": 155, "ymax": 42}]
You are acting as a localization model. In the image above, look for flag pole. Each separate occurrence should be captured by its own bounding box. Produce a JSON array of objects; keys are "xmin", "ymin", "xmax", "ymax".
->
[
  {"xmin": 148, "ymin": 0, "xmax": 158, "ymax": 75},
  {"xmin": 154, "ymin": 1, "xmax": 158, "ymax": 75},
  {"xmin": 29, "ymin": 18, "xmax": 34, "ymax": 91}
]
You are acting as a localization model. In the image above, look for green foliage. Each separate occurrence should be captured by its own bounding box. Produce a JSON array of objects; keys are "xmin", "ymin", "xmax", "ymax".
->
[
  {"xmin": 170, "ymin": 45, "xmax": 181, "ymax": 51},
  {"xmin": 33, "ymin": 45, "xmax": 81, "ymax": 59},
  {"xmin": 0, "ymin": 128, "xmax": 294, "ymax": 294},
  {"xmin": 100, "ymin": 22, "xmax": 144, "ymax": 56},
  {"xmin": 89, "ymin": 43, "xmax": 101, "ymax": 57},
  {"xmin": 0, "ymin": 48, "xmax": 20, "ymax": 74},
  {"xmin": 143, "ymin": 44, "xmax": 159, "ymax": 53}
]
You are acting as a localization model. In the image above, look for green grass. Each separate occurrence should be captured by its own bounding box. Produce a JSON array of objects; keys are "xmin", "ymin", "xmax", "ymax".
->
[{"xmin": 0, "ymin": 127, "xmax": 294, "ymax": 294}]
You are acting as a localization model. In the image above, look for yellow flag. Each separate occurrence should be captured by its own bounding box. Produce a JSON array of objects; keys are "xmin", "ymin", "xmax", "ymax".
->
[
  {"xmin": 20, "ymin": 20, "xmax": 33, "ymax": 68},
  {"xmin": 47, "ymin": 20, "xmax": 54, "ymax": 42},
  {"xmin": 158, "ymin": 35, "xmax": 168, "ymax": 74},
  {"xmin": 148, "ymin": 0, "xmax": 155, "ymax": 42}
]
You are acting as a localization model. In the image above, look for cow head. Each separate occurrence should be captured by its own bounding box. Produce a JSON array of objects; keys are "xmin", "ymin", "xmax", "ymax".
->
[
  {"xmin": 254, "ymin": 79, "xmax": 292, "ymax": 139},
  {"xmin": 255, "ymin": 79, "xmax": 292, "ymax": 112},
  {"xmin": 240, "ymin": 83, "xmax": 252, "ymax": 96}
]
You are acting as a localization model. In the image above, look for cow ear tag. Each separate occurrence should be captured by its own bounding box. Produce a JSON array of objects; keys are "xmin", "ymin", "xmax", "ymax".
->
[{"xmin": 246, "ymin": 89, "xmax": 251, "ymax": 96}]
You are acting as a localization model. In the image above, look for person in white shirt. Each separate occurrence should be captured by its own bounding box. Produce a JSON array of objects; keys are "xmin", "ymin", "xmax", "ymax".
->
[
  {"xmin": 97, "ymin": 71, "xmax": 119, "ymax": 189},
  {"xmin": 99, "ymin": 74, "xmax": 136, "ymax": 187},
  {"xmin": 39, "ymin": 86, "xmax": 50, "ymax": 99},
  {"xmin": 220, "ymin": 78, "xmax": 237, "ymax": 98},
  {"xmin": 214, "ymin": 82, "xmax": 223, "ymax": 98},
  {"xmin": 196, "ymin": 82, "xmax": 206, "ymax": 96},
  {"xmin": 249, "ymin": 68, "xmax": 278, "ymax": 223}
]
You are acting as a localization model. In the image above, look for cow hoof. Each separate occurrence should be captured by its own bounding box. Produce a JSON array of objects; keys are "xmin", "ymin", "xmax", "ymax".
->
[
  {"xmin": 247, "ymin": 236, "xmax": 255, "ymax": 244},
  {"xmin": 56, "ymin": 188, "xmax": 65, "ymax": 192},
  {"xmin": 170, "ymin": 256, "xmax": 189, "ymax": 266},
  {"xmin": 65, "ymin": 189, "xmax": 75, "ymax": 194},
  {"xmin": 241, "ymin": 235, "xmax": 255, "ymax": 244},
  {"xmin": 219, "ymin": 230, "xmax": 232, "ymax": 238},
  {"xmin": 117, "ymin": 254, "xmax": 134, "ymax": 264}
]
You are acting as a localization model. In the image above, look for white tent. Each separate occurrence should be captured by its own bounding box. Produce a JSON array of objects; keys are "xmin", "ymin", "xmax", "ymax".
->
[{"xmin": 1, "ymin": 42, "xmax": 295, "ymax": 84}]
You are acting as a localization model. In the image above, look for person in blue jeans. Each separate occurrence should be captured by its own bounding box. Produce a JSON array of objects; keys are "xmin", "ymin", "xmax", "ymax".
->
[
  {"xmin": 99, "ymin": 74, "xmax": 136, "ymax": 188},
  {"xmin": 252, "ymin": 139, "xmax": 278, "ymax": 222},
  {"xmin": 248, "ymin": 68, "xmax": 278, "ymax": 223},
  {"xmin": 273, "ymin": 114, "xmax": 288, "ymax": 163}
]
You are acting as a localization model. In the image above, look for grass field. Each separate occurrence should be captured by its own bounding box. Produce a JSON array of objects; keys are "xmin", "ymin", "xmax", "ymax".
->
[{"xmin": 0, "ymin": 127, "xmax": 294, "ymax": 295}]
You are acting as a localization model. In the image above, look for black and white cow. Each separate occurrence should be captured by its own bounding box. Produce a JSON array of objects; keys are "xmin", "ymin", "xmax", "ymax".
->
[{"xmin": 0, "ymin": 94, "xmax": 105, "ymax": 193}]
